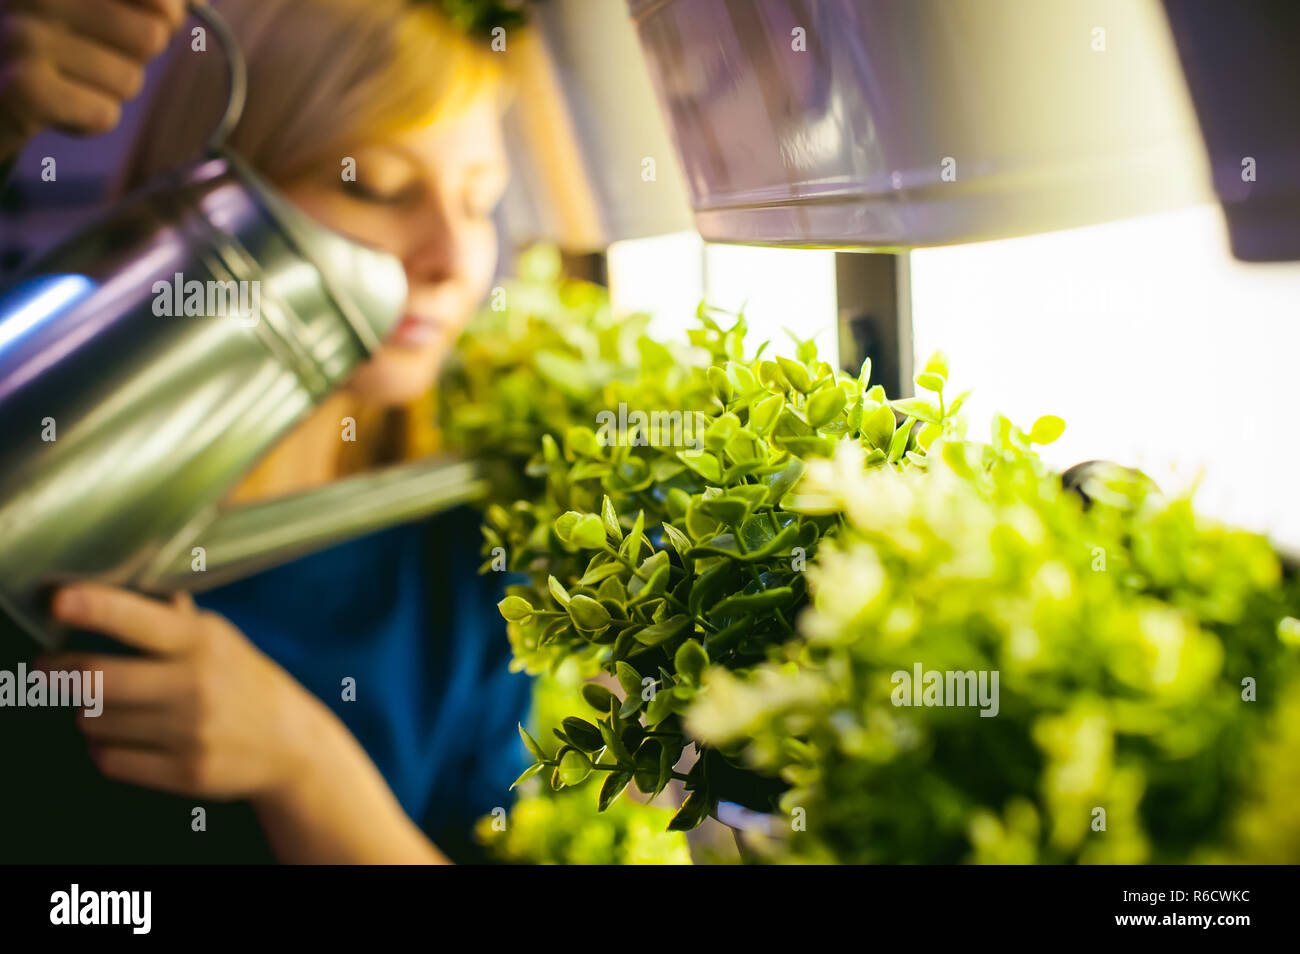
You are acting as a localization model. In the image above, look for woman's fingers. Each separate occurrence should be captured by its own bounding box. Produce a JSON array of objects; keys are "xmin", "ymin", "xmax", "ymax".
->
[
  {"xmin": 51, "ymin": 583, "xmax": 195, "ymax": 656},
  {"xmin": 0, "ymin": 0, "xmax": 191, "ymax": 145},
  {"xmin": 44, "ymin": 22, "xmax": 148, "ymax": 101},
  {"xmin": 89, "ymin": 745, "xmax": 193, "ymax": 796},
  {"xmin": 0, "ymin": 55, "xmax": 121, "ymax": 136},
  {"xmin": 78, "ymin": 706, "xmax": 183, "ymax": 748},
  {"xmin": 40, "ymin": 652, "xmax": 188, "ymax": 706},
  {"xmin": 11, "ymin": 0, "xmax": 184, "ymax": 59}
]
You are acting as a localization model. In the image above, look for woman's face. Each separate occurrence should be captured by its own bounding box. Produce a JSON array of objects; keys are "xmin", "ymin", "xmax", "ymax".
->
[{"xmin": 279, "ymin": 97, "xmax": 509, "ymax": 405}]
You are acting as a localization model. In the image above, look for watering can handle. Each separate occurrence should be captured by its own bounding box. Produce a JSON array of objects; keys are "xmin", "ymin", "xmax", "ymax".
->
[{"xmin": 188, "ymin": 1, "xmax": 247, "ymax": 154}]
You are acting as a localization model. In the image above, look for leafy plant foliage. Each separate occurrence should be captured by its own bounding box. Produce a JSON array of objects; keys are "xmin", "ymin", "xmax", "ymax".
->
[
  {"xmin": 443, "ymin": 247, "xmax": 1300, "ymax": 861},
  {"xmin": 689, "ymin": 433, "xmax": 1300, "ymax": 862},
  {"xmin": 444, "ymin": 246, "xmax": 966, "ymax": 828}
]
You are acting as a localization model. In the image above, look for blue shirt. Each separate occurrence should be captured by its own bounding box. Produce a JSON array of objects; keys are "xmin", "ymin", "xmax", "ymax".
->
[{"xmin": 195, "ymin": 505, "xmax": 532, "ymax": 862}]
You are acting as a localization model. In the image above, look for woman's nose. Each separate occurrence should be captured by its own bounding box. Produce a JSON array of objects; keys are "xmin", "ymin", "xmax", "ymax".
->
[{"xmin": 403, "ymin": 189, "xmax": 462, "ymax": 285}]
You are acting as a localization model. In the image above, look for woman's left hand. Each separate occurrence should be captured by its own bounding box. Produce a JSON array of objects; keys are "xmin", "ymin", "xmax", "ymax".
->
[{"xmin": 40, "ymin": 582, "xmax": 330, "ymax": 802}]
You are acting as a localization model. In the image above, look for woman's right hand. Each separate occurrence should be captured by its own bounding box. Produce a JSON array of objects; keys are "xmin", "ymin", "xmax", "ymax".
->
[{"xmin": 0, "ymin": 0, "xmax": 191, "ymax": 160}]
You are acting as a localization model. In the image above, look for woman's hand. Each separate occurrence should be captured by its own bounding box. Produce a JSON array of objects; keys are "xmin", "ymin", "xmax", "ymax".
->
[
  {"xmin": 42, "ymin": 581, "xmax": 449, "ymax": 863},
  {"xmin": 42, "ymin": 581, "xmax": 328, "ymax": 802},
  {"xmin": 0, "ymin": 0, "xmax": 190, "ymax": 159}
]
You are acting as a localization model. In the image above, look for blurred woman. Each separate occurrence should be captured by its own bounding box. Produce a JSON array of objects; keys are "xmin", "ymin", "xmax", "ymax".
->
[{"xmin": 0, "ymin": 0, "xmax": 529, "ymax": 863}]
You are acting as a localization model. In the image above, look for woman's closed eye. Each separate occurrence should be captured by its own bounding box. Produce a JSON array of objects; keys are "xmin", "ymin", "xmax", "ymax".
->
[{"xmin": 342, "ymin": 174, "xmax": 424, "ymax": 207}]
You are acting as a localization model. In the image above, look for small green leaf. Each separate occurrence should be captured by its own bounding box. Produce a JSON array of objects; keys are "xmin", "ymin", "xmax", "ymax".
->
[
  {"xmin": 922, "ymin": 349, "xmax": 949, "ymax": 379},
  {"xmin": 645, "ymin": 687, "xmax": 676, "ymax": 726},
  {"xmin": 634, "ymin": 614, "xmax": 691, "ymax": 645},
  {"xmin": 689, "ymin": 561, "xmax": 736, "ymax": 617},
  {"xmin": 615, "ymin": 660, "xmax": 641, "ymax": 694},
  {"xmin": 942, "ymin": 440, "xmax": 976, "ymax": 478},
  {"xmin": 661, "ymin": 522, "xmax": 693, "ymax": 558},
  {"xmin": 677, "ymin": 449, "xmax": 723, "ymax": 484},
  {"xmin": 598, "ymin": 770, "xmax": 633, "ymax": 810},
  {"xmin": 749, "ymin": 392, "xmax": 784, "ymax": 435},
  {"xmin": 914, "ymin": 371, "xmax": 945, "ymax": 394},
  {"xmin": 518, "ymin": 724, "xmax": 547, "ymax": 761},
  {"xmin": 892, "ymin": 397, "xmax": 941, "ymax": 424},
  {"xmin": 697, "ymin": 496, "xmax": 751, "ymax": 526},
  {"xmin": 618, "ymin": 693, "xmax": 644, "ymax": 719},
  {"xmin": 706, "ymin": 613, "xmax": 753, "ymax": 655},
  {"xmin": 763, "ymin": 457, "xmax": 806, "ymax": 506},
  {"xmin": 565, "ymin": 425, "xmax": 603, "ymax": 458},
  {"xmin": 916, "ymin": 421, "xmax": 944, "ymax": 451},
  {"xmin": 547, "ymin": 575, "xmax": 571, "ymax": 609},
  {"xmin": 628, "ymin": 562, "xmax": 671, "ymax": 603},
  {"xmin": 569, "ymin": 513, "xmax": 607, "ymax": 550},
  {"xmin": 599, "ymin": 721, "xmax": 633, "ymax": 765},
  {"xmin": 510, "ymin": 762, "xmax": 545, "ymax": 789},
  {"xmin": 674, "ymin": 639, "xmax": 709, "ymax": 685},
  {"xmin": 568, "ymin": 594, "xmax": 612, "ymax": 632},
  {"xmin": 578, "ymin": 560, "xmax": 624, "ymax": 586},
  {"xmin": 776, "ymin": 355, "xmax": 813, "ymax": 393},
  {"xmin": 704, "ymin": 413, "xmax": 741, "ymax": 453},
  {"xmin": 757, "ymin": 360, "xmax": 785, "ymax": 392},
  {"xmin": 888, "ymin": 417, "xmax": 915, "ymax": 462},
  {"xmin": 805, "ymin": 385, "xmax": 848, "ymax": 428},
  {"xmin": 707, "ymin": 365, "xmax": 734, "ymax": 402},
  {"xmin": 620, "ymin": 510, "xmax": 646, "ymax": 565},
  {"xmin": 558, "ymin": 748, "xmax": 593, "ymax": 786},
  {"xmin": 709, "ymin": 586, "xmax": 794, "ymax": 619},
  {"xmin": 1028, "ymin": 414, "xmax": 1066, "ymax": 445},
  {"xmin": 553, "ymin": 511, "xmax": 581, "ymax": 543},
  {"xmin": 772, "ymin": 435, "xmax": 836, "ymax": 458},
  {"xmin": 633, "ymin": 740, "xmax": 665, "ymax": 793},
  {"xmin": 561, "ymin": 716, "xmax": 605, "ymax": 752},
  {"xmin": 667, "ymin": 789, "xmax": 711, "ymax": 831},
  {"xmin": 497, "ymin": 596, "xmax": 534, "ymax": 622},
  {"xmin": 601, "ymin": 495, "xmax": 623, "ymax": 541},
  {"xmin": 581, "ymin": 683, "xmax": 618, "ymax": 713},
  {"xmin": 862, "ymin": 403, "xmax": 896, "ymax": 449}
]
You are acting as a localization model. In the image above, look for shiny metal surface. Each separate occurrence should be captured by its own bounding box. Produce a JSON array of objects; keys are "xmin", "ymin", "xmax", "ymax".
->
[
  {"xmin": 629, "ymin": 0, "xmax": 1210, "ymax": 247},
  {"xmin": 146, "ymin": 457, "xmax": 487, "ymax": 594},
  {"xmin": 0, "ymin": 154, "xmax": 407, "ymax": 649}
]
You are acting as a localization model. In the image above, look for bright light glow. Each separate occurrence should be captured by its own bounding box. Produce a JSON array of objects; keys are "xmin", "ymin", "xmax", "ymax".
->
[
  {"xmin": 909, "ymin": 204, "xmax": 1300, "ymax": 551},
  {"xmin": 608, "ymin": 231, "xmax": 838, "ymax": 364},
  {"xmin": 703, "ymin": 244, "xmax": 837, "ymax": 365},
  {"xmin": 0, "ymin": 274, "xmax": 96, "ymax": 353},
  {"xmin": 607, "ymin": 231, "xmax": 704, "ymax": 342}
]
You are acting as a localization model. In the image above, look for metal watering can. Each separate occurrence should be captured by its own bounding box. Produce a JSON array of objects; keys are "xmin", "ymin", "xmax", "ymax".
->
[{"xmin": 0, "ymin": 4, "xmax": 485, "ymax": 649}]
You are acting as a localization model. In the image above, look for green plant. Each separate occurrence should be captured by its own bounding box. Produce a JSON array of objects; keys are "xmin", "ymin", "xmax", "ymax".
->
[
  {"xmin": 475, "ymin": 786, "xmax": 693, "ymax": 865},
  {"xmin": 475, "ymin": 660, "xmax": 692, "ymax": 865},
  {"xmin": 445, "ymin": 249, "xmax": 967, "ymax": 827},
  {"xmin": 440, "ymin": 246, "xmax": 687, "ymax": 510},
  {"xmin": 445, "ymin": 246, "xmax": 1300, "ymax": 862},
  {"xmin": 686, "ymin": 427, "xmax": 1300, "ymax": 863}
]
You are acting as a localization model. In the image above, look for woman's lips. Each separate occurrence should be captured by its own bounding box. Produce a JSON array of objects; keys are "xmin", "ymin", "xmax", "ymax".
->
[{"xmin": 388, "ymin": 313, "xmax": 443, "ymax": 348}]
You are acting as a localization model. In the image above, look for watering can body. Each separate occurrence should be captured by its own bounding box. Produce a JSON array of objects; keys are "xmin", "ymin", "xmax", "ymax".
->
[{"xmin": 0, "ymin": 153, "xmax": 409, "ymax": 649}]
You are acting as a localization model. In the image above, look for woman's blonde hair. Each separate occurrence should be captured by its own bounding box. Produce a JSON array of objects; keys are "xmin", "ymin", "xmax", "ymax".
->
[
  {"xmin": 118, "ymin": 0, "xmax": 503, "ymax": 485},
  {"xmin": 120, "ymin": 0, "xmax": 501, "ymax": 184}
]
